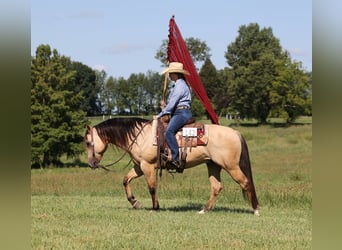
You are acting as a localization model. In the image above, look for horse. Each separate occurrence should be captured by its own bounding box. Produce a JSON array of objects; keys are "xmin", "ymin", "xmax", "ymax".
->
[{"xmin": 84, "ymin": 117, "xmax": 260, "ymax": 215}]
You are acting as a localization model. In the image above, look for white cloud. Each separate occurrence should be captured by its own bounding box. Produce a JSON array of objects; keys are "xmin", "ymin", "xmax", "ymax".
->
[
  {"xmin": 102, "ymin": 43, "xmax": 151, "ymax": 55},
  {"xmin": 288, "ymin": 48, "xmax": 307, "ymax": 57},
  {"xmin": 68, "ymin": 10, "xmax": 104, "ymax": 19},
  {"xmin": 93, "ymin": 64, "xmax": 106, "ymax": 72}
]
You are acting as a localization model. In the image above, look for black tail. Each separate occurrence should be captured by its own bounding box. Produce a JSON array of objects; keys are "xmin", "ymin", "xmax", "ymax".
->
[{"xmin": 239, "ymin": 134, "xmax": 259, "ymax": 210}]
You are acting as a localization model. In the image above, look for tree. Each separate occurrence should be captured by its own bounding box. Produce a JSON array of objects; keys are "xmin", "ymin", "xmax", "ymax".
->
[
  {"xmin": 144, "ymin": 71, "xmax": 164, "ymax": 114},
  {"xmin": 199, "ymin": 59, "xmax": 220, "ymax": 100},
  {"xmin": 96, "ymin": 69, "xmax": 107, "ymax": 114},
  {"xmin": 199, "ymin": 58, "xmax": 229, "ymax": 116},
  {"xmin": 185, "ymin": 37, "xmax": 212, "ymax": 64},
  {"xmin": 269, "ymin": 59, "xmax": 311, "ymax": 122},
  {"xmin": 155, "ymin": 37, "xmax": 211, "ymax": 67},
  {"xmin": 31, "ymin": 44, "xmax": 88, "ymax": 167},
  {"xmin": 127, "ymin": 73, "xmax": 146, "ymax": 114},
  {"xmin": 101, "ymin": 76, "xmax": 116, "ymax": 115},
  {"xmin": 216, "ymin": 67, "xmax": 233, "ymax": 116},
  {"xmin": 69, "ymin": 62, "xmax": 102, "ymax": 116},
  {"xmin": 98, "ymin": 71, "xmax": 163, "ymax": 116},
  {"xmin": 225, "ymin": 23, "xmax": 309, "ymax": 123}
]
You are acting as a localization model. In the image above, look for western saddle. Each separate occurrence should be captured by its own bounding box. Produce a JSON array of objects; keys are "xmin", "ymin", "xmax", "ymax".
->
[{"xmin": 153, "ymin": 115, "xmax": 208, "ymax": 174}]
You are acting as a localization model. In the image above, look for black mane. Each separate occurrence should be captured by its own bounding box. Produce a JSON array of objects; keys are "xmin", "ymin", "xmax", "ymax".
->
[{"xmin": 94, "ymin": 117, "xmax": 149, "ymax": 148}]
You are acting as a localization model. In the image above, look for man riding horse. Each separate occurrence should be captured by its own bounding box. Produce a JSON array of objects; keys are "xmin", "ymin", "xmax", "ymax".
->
[{"xmin": 154, "ymin": 62, "xmax": 192, "ymax": 171}]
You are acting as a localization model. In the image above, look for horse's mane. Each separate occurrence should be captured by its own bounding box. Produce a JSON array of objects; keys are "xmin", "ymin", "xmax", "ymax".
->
[{"xmin": 94, "ymin": 117, "xmax": 149, "ymax": 148}]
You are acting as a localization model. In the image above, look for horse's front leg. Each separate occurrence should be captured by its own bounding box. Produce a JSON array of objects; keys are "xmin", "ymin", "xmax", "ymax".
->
[
  {"xmin": 123, "ymin": 164, "xmax": 144, "ymax": 209},
  {"xmin": 141, "ymin": 161, "xmax": 159, "ymax": 210}
]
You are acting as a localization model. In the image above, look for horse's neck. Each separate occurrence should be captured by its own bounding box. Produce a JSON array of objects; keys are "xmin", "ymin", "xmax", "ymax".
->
[{"xmin": 117, "ymin": 122, "xmax": 152, "ymax": 151}]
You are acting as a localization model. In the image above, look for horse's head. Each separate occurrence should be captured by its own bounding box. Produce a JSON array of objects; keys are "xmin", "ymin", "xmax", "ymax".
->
[{"xmin": 84, "ymin": 125, "xmax": 108, "ymax": 169}]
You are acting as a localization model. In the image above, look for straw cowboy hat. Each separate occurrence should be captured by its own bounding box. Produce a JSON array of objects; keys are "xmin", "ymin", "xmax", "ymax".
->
[{"xmin": 161, "ymin": 62, "xmax": 190, "ymax": 75}]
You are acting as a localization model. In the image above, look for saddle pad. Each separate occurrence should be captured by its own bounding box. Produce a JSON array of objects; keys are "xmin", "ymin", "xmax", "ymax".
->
[
  {"xmin": 152, "ymin": 119, "xmax": 208, "ymax": 147},
  {"xmin": 176, "ymin": 123, "xmax": 209, "ymax": 147}
]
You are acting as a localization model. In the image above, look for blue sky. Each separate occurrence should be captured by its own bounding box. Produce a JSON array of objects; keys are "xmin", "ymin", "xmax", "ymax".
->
[{"xmin": 31, "ymin": 0, "xmax": 312, "ymax": 78}]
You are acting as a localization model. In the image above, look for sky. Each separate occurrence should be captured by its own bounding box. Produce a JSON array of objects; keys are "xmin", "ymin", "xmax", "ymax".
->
[{"xmin": 31, "ymin": 0, "xmax": 312, "ymax": 78}]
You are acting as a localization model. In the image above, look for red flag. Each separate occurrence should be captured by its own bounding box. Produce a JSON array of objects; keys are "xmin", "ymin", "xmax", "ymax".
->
[{"xmin": 166, "ymin": 16, "xmax": 219, "ymax": 124}]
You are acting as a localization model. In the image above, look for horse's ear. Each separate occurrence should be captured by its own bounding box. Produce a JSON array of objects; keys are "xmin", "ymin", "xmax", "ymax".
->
[{"xmin": 86, "ymin": 125, "xmax": 92, "ymax": 131}]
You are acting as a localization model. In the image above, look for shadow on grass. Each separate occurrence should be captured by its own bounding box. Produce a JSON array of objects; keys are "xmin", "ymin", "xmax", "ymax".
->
[
  {"xmin": 63, "ymin": 162, "xmax": 89, "ymax": 168},
  {"xmin": 142, "ymin": 203, "xmax": 254, "ymax": 214},
  {"xmin": 31, "ymin": 161, "xmax": 90, "ymax": 169}
]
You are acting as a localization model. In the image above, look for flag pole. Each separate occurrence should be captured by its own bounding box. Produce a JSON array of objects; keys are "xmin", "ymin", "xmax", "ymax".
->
[
  {"xmin": 160, "ymin": 15, "xmax": 174, "ymax": 109},
  {"xmin": 161, "ymin": 69, "xmax": 168, "ymax": 109}
]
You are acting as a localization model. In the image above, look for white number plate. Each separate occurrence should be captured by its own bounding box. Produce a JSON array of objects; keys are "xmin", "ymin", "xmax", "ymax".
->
[{"xmin": 182, "ymin": 127, "xmax": 197, "ymax": 137}]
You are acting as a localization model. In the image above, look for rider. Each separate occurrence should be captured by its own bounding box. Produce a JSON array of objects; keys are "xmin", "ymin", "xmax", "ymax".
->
[{"xmin": 155, "ymin": 62, "xmax": 192, "ymax": 170}]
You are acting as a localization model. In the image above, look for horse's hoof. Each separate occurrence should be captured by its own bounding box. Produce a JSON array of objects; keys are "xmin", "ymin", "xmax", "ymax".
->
[
  {"xmin": 198, "ymin": 209, "xmax": 206, "ymax": 214},
  {"xmin": 132, "ymin": 201, "xmax": 141, "ymax": 209},
  {"xmin": 254, "ymin": 209, "xmax": 260, "ymax": 216}
]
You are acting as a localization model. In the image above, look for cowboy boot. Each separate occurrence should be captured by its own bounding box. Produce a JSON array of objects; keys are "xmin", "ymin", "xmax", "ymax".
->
[{"xmin": 176, "ymin": 159, "xmax": 185, "ymax": 173}]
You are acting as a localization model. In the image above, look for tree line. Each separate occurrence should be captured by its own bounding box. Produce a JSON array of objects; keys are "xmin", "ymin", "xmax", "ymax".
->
[{"xmin": 31, "ymin": 23, "xmax": 312, "ymax": 167}]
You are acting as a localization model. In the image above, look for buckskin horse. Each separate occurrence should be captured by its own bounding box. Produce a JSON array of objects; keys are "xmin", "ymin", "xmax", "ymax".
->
[{"xmin": 84, "ymin": 117, "xmax": 260, "ymax": 215}]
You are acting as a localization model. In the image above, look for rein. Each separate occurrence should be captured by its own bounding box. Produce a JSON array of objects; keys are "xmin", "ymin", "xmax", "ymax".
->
[
  {"xmin": 98, "ymin": 151, "xmax": 132, "ymax": 172},
  {"xmin": 90, "ymin": 120, "xmax": 152, "ymax": 172}
]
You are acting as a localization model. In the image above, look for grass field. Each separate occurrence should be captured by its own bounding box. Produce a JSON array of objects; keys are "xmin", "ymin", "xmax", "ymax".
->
[{"xmin": 31, "ymin": 117, "xmax": 312, "ymax": 249}]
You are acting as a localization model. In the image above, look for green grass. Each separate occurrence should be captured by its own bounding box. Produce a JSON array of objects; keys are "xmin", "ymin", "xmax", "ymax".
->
[
  {"xmin": 31, "ymin": 196, "xmax": 311, "ymax": 249},
  {"xmin": 31, "ymin": 118, "xmax": 312, "ymax": 249}
]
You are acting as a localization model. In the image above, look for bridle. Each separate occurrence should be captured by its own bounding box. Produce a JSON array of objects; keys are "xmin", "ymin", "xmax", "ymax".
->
[
  {"xmin": 88, "ymin": 126, "xmax": 99, "ymax": 169},
  {"xmin": 87, "ymin": 120, "xmax": 152, "ymax": 171},
  {"xmin": 88, "ymin": 126, "xmax": 124, "ymax": 171}
]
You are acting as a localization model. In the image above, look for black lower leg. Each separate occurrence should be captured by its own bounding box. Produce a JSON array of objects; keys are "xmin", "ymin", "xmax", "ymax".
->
[{"xmin": 149, "ymin": 186, "xmax": 159, "ymax": 210}]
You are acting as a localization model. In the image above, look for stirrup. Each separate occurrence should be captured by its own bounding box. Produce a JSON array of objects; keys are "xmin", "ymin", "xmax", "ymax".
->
[
  {"xmin": 177, "ymin": 159, "xmax": 185, "ymax": 173},
  {"xmin": 160, "ymin": 153, "xmax": 169, "ymax": 161},
  {"xmin": 167, "ymin": 159, "xmax": 185, "ymax": 173}
]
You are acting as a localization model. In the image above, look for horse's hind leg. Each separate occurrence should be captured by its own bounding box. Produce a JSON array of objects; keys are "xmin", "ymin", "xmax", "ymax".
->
[
  {"xmin": 123, "ymin": 164, "xmax": 144, "ymax": 209},
  {"xmin": 227, "ymin": 166, "xmax": 259, "ymax": 215},
  {"xmin": 199, "ymin": 161, "xmax": 223, "ymax": 214}
]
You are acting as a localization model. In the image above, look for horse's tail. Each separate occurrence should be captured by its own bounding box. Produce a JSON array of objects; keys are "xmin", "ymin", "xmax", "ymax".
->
[{"xmin": 239, "ymin": 133, "xmax": 259, "ymax": 210}]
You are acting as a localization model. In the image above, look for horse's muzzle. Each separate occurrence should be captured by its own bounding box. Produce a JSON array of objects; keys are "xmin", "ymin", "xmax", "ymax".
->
[{"xmin": 88, "ymin": 158, "xmax": 99, "ymax": 169}]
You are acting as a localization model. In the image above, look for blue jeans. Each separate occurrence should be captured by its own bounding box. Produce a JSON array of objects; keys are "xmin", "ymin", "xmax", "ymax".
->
[{"xmin": 165, "ymin": 109, "xmax": 192, "ymax": 161}]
